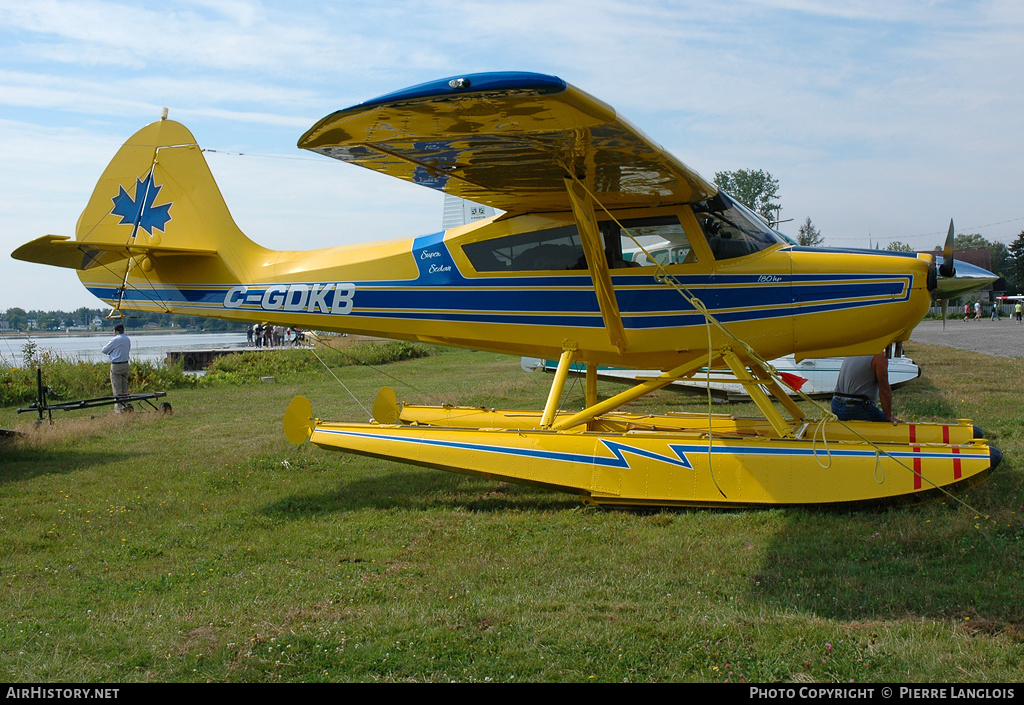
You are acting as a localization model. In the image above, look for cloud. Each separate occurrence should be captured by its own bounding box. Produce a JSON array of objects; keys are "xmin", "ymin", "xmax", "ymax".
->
[{"xmin": 3, "ymin": 0, "xmax": 1024, "ymax": 312}]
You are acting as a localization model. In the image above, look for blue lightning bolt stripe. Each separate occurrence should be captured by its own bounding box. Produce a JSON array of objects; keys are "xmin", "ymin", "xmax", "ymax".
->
[
  {"xmin": 315, "ymin": 428, "xmax": 982, "ymax": 472},
  {"xmin": 316, "ymin": 429, "xmax": 693, "ymax": 470}
]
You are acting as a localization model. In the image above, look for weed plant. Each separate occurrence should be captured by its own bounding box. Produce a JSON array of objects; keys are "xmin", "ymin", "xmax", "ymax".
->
[
  {"xmin": 0, "ymin": 347, "xmax": 198, "ymax": 407},
  {"xmin": 0, "ymin": 340, "xmax": 431, "ymax": 404},
  {"xmin": 201, "ymin": 340, "xmax": 429, "ymax": 385}
]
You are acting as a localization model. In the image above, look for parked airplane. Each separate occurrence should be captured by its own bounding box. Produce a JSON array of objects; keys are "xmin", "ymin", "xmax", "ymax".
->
[
  {"xmin": 521, "ymin": 350, "xmax": 921, "ymax": 400},
  {"xmin": 12, "ymin": 72, "xmax": 999, "ymax": 507}
]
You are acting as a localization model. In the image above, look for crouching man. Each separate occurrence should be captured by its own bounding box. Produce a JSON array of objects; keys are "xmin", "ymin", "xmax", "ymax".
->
[{"xmin": 831, "ymin": 349, "xmax": 898, "ymax": 424}]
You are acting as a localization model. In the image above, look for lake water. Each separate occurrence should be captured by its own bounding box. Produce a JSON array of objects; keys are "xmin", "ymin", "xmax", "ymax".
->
[{"xmin": 0, "ymin": 331, "xmax": 249, "ymax": 368}]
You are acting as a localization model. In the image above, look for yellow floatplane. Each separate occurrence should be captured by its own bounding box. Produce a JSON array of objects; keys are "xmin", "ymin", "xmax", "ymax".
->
[{"xmin": 13, "ymin": 72, "xmax": 1000, "ymax": 507}]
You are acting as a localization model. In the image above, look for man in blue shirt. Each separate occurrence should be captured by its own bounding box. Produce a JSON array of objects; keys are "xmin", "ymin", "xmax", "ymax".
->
[{"xmin": 101, "ymin": 323, "xmax": 131, "ymax": 412}]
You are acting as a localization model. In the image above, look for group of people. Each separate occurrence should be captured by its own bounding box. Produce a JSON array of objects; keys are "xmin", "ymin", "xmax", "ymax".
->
[
  {"xmin": 963, "ymin": 300, "xmax": 988, "ymax": 321},
  {"xmin": 246, "ymin": 323, "xmax": 306, "ymax": 348},
  {"xmin": 963, "ymin": 300, "xmax": 1024, "ymax": 322}
]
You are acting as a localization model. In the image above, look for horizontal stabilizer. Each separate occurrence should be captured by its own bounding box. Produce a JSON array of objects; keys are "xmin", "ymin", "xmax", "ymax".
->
[{"xmin": 12, "ymin": 234, "xmax": 217, "ymax": 271}]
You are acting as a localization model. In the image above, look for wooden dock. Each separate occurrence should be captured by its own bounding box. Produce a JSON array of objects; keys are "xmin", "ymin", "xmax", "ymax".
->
[
  {"xmin": 165, "ymin": 347, "xmax": 254, "ymax": 371},
  {"xmin": 165, "ymin": 333, "xmax": 359, "ymax": 370}
]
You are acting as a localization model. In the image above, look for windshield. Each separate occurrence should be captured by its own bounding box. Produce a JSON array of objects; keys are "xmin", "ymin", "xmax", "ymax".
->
[{"xmin": 692, "ymin": 192, "xmax": 785, "ymax": 260}]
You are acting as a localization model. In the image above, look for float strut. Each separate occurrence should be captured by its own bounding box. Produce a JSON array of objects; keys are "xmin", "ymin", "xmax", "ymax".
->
[
  {"xmin": 585, "ymin": 364, "xmax": 598, "ymax": 408},
  {"xmin": 541, "ymin": 348, "xmax": 576, "ymax": 428},
  {"xmin": 551, "ymin": 354, "xmax": 711, "ymax": 431}
]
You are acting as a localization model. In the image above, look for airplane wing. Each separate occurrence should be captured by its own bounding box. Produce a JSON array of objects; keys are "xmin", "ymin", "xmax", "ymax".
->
[
  {"xmin": 298, "ymin": 72, "xmax": 717, "ymax": 214},
  {"xmin": 12, "ymin": 234, "xmax": 217, "ymax": 271}
]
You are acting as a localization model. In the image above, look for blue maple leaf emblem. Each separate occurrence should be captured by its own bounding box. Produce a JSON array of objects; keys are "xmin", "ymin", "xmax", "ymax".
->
[{"xmin": 110, "ymin": 171, "xmax": 172, "ymax": 235}]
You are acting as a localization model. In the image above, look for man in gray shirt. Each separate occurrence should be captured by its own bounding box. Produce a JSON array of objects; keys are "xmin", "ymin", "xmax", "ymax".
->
[
  {"xmin": 101, "ymin": 323, "xmax": 131, "ymax": 412},
  {"xmin": 831, "ymin": 351, "xmax": 896, "ymax": 423}
]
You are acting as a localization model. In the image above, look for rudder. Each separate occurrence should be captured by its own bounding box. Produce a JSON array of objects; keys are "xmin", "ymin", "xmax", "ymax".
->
[
  {"xmin": 13, "ymin": 118, "xmax": 271, "ymax": 315},
  {"xmin": 76, "ymin": 118, "xmax": 261, "ymax": 261}
]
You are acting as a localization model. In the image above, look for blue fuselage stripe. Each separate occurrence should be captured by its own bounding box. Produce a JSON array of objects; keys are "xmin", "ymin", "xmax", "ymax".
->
[{"xmin": 87, "ymin": 235, "xmax": 915, "ymax": 329}]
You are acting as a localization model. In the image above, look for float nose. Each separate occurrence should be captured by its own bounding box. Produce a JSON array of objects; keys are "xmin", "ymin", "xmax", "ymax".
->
[
  {"xmin": 283, "ymin": 396, "xmax": 315, "ymax": 445},
  {"xmin": 989, "ymin": 446, "xmax": 1002, "ymax": 471}
]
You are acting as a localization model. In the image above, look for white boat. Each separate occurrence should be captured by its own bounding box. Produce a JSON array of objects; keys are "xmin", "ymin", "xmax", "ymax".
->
[{"xmin": 521, "ymin": 354, "xmax": 921, "ymax": 400}]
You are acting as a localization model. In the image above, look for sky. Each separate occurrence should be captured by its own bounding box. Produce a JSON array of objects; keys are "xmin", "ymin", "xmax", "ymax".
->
[{"xmin": 2, "ymin": 0, "xmax": 1023, "ymax": 311}]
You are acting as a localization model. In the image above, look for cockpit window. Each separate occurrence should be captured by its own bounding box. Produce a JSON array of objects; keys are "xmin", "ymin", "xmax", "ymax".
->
[
  {"xmin": 693, "ymin": 192, "xmax": 784, "ymax": 260},
  {"xmin": 462, "ymin": 214, "xmax": 697, "ymax": 273},
  {"xmin": 463, "ymin": 225, "xmax": 587, "ymax": 272},
  {"xmin": 612, "ymin": 216, "xmax": 697, "ymax": 267}
]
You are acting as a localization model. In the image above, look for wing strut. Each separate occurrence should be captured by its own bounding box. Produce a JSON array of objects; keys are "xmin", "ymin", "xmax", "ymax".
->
[{"xmin": 564, "ymin": 178, "xmax": 627, "ymax": 354}]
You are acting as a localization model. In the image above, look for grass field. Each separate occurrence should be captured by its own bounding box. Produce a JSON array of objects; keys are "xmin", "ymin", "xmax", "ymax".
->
[{"xmin": 1, "ymin": 342, "xmax": 1022, "ymax": 683}]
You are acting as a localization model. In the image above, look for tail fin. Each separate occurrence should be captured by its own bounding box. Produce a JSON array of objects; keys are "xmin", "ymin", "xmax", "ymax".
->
[{"xmin": 14, "ymin": 118, "xmax": 267, "ymax": 313}]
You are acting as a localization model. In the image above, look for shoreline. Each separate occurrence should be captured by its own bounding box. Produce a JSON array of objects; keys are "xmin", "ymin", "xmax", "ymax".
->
[
  {"xmin": 1, "ymin": 329, "xmax": 245, "ymax": 339},
  {"xmin": 1, "ymin": 330, "xmax": 251, "ymax": 369}
]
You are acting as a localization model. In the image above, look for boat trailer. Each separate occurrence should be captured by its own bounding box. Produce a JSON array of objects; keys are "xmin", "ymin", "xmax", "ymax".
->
[{"xmin": 17, "ymin": 368, "xmax": 171, "ymax": 424}]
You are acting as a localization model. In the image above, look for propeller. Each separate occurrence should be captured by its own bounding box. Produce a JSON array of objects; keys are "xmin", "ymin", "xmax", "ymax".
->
[
  {"xmin": 939, "ymin": 219, "xmax": 956, "ymax": 278},
  {"xmin": 940, "ymin": 220, "xmax": 954, "ymax": 328},
  {"xmin": 930, "ymin": 218, "xmax": 998, "ymax": 329}
]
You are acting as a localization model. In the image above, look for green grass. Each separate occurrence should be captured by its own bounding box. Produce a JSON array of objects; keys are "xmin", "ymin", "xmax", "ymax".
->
[{"xmin": 0, "ymin": 342, "xmax": 1022, "ymax": 682}]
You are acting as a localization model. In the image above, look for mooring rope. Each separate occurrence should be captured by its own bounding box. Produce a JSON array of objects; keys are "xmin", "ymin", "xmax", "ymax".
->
[{"xmin": 568, "ymin": 176, "xmax": 988, "ymax": 517}]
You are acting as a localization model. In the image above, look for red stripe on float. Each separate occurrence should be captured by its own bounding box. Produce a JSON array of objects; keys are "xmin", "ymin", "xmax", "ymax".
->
[
  {"xmin": 909, "ymin": 424, "xmax": 922, "ymax": 490},
  {"xmin": 942, "ymin": 426, "xmax": 962, "ymax": 479}
]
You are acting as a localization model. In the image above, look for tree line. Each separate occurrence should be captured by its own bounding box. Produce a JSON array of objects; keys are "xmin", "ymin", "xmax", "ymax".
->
[{"xmin": 1, "ymin": 306, "xmax": 249, "ymax": 332}]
